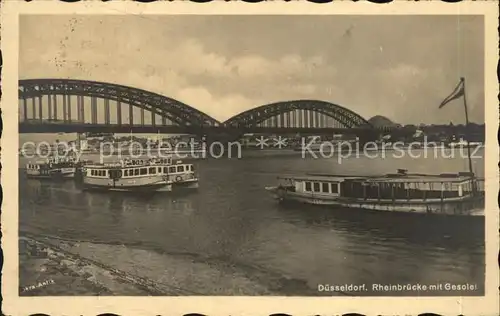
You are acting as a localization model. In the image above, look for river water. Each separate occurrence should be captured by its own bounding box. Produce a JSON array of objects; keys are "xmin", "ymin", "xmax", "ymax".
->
[{"xmin": 19, "ymin": 148, "xmax": 485, "ymax": 296}]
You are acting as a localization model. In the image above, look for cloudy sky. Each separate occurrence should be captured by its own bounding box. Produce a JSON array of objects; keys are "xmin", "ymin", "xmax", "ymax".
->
[{"xmin": 19, "ymin": 15, "xmax": 484, "ymax": 125}]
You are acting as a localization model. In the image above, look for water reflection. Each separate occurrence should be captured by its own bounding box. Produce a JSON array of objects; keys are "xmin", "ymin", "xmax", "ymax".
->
[
  {"xmin": 277, "ymin": 203, "xmax": 484, "ymax": 249},
  {"xmin": 65, "ymin": 188, "xmax": 199, "ymax": 219},
  {"xmin": 108, "ymin": 194, "xmax": 124, "ymax": 223}
]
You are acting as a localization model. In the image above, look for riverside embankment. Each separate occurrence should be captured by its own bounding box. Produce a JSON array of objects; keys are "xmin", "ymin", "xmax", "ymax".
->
[{"xmin": 20, "ymin": 232, "xmax": 315, "ymax": 296}]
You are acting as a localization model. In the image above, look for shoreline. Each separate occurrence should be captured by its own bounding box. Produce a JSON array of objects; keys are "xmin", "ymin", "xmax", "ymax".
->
[
  {"xmin": 20, "ymin": 234, "xmax": 158, "ymax": 295},
  {"xmin": 19, "ymin": 232, "xmax": 325, "ymax": 296}
]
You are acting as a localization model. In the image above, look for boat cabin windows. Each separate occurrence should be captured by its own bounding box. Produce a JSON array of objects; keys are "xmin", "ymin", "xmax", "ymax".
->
[
  {"xmin": 108, "ymin": 169, "xmax": 122, "ymax": 179},
  {"xmin": 163, "ymin": 164, "xmax": 193, "ymax": 174},
  {"xmin": 89, "ymin": 162, "xmax": 196, "ymax": 179},
  {"xmin": 322, "ymin": 183, "xmax": 329, "ymax": 193},
  {"xmin": 340, "ymin": 178, "xmax": 477, "ymax": 201},
  {"xmin": 331, "ymin": 183, "xmax": 339, "ymax": 194},
  {"xmin": 302, "ymin": 180, "xmax": 340, "ymax": 195},
  {"xmin": 89, "ymin": 169, "xmax": 108, "ymax": 177},
  {"xmin": 120, "ymin": 166, "xmax": 167, "ymax": 178},
  {"xmin": 305, "ymin": 182, "xmax": 312, "ymax": 192},
  {"xmin": 313, "ymin": 182, "xmax": 320, "ymax": 192}
]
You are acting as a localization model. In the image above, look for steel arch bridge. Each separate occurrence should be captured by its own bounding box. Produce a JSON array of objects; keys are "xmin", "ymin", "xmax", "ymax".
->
[
  {"xmin": 222, "ymin": 100, "xmax": 372, "ymax": 129},
  {"xmin": 19, "ymin": 78, "xmax": 220, "ymax": 129},
  {"xmin": 18, "ymin": 78, "xmax": 374, "ymax": 136}
]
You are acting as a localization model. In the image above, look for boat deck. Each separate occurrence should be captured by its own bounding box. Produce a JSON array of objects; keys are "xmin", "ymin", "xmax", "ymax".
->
[
  {"xmin": 363, "ymin": 175, "xmax": 475, "ymax": 183},
  {"xmin": 280, "ymin": 173, "xmax": 479, "ymax": 183}
]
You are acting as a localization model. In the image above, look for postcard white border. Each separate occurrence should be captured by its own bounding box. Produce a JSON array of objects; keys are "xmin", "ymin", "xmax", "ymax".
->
[{"xmin": 1, "ymin": 1, "xmax": 499, "ymax": 315}]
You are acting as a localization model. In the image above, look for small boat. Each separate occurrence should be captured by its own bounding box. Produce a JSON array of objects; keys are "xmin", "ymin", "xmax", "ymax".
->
[
  {"xmin": 81, "ymin": 157, "xmax": 199, "ymax": 192},
  {"xmin": 165, "ymin": 160, "xmax": 199, "ymax": 189},
  {"xmin": 265, "ymin": 169, "xmax": 485, "ymax": 216},
  {"xmin": 25, "ymin": 156, "xmax": 77, "ymax": 179}
]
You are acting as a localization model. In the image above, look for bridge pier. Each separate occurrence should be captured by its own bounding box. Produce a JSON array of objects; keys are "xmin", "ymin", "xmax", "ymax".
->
[
  {"xmin": 67, "ymin": 95, "xmax": 72, "ymax": 122},
  {"xmin": 117, "ymin": 100, "xmax": 122, "ymax": 125},
  {"xmin": 38, "ymin": 96, "xmax": 43, "ymax": 121},
  {"xmin": 22, "ymin": 98, "xmax": 27, "ymax": 121},
  {"xmin": 53, "ymin": 95, "xmax": 58, "ymax": 120},
  {"xmin": 62, "ymin": 94, "xmax": 67, "ymax": 122}
]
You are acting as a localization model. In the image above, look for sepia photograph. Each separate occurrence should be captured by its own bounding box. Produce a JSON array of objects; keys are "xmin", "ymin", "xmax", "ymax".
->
[{"xmin": 2, "ymin": 1, "xmax": 499, "ymax": 315}]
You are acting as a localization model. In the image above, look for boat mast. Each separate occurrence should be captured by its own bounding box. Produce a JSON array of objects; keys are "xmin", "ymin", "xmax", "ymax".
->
[
  {"xmin": 461, "ymin": 77, "xmax": 476, "ymax": 195},
  {"xmin": 461, "ymin": 77, "xmax": 474, "ymax": 177}
]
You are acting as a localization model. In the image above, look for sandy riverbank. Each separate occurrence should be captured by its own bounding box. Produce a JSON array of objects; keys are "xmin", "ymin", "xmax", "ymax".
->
[
  {"xmin": 20, "ymin": 236, "xmax": 151, "ymax": 295},
  {"xmin": 20, "ymin": 233, "xmax": 318, "ymax": 296}
]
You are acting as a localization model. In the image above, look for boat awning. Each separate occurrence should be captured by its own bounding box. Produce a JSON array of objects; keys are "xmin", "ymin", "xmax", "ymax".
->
[
  {"xmin": 362, "ymin": 175, "xmax": 475, "ymax": 184},
  {"xmin": 277, "ymin": 173, "xmax": 478, "ymax": 184},
  {"xmin": 277, "ymin": 175, "xmax": 361, "ymax": 182}
]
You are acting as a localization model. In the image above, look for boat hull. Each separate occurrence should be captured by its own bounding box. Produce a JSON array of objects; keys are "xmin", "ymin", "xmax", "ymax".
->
[
  {"xmin": 172, "ymin": 178, "xmax": 199, "ymax": 189},
  {"xmin": 82, "ymin": 175, "xmax": 173, "ymax": 192},
  {"xmin": 266, "ymin": 187, "xmax": 484, "ymax": 217},
  {"xmin": 82, "ymin": 182, "xmax": 173, "ymax": 192}
]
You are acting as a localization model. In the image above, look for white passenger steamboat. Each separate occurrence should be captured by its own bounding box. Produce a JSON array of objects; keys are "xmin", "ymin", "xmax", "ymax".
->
[
  {"xmin": 82, "ymin": 157, "xmax": 199, "ymax": 192},
  {"xmin": 25, "ymin": 156, "xmax": 77, "ymax": 179},
  {"xmin": 265, "ymin": 169, "xmax": 484, "ymax": 217}
]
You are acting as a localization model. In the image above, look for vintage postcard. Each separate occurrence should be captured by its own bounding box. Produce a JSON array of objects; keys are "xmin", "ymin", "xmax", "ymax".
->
[{"xmin": 1, "ymin": 0, "xmax": 499, "ymax": 315}]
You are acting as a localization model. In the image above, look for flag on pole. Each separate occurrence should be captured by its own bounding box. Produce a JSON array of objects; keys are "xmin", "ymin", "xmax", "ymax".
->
[{"xmin": 439, "ymin": 78, "xmax": 465, "ymax": 108}]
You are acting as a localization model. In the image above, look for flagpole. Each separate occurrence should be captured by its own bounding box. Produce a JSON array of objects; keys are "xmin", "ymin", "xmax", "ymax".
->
[{"xmin": 461, "ymin": 77, "xmax": 476, "ymax": 193}]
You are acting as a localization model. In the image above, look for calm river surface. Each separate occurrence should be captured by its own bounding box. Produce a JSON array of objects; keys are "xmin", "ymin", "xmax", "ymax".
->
[{"xmin": 19, "ymin": 149, "xmax": 485, "ymax": 296}]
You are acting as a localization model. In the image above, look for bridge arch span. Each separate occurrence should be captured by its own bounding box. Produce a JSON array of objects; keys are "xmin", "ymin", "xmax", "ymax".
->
[
  {"xmin": 19, "ymin": 78, "xmax": 220, "ymax": 127},
  {"xmin": 222, "ymin": 99, "xmax": 372, "ymax": 129}
]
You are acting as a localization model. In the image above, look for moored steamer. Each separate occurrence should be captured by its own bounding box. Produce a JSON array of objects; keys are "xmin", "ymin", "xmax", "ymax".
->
[
  {"xmin": 82, "ymin": 157, "xmax": 199, "ymax": 192},
  {"xmin": 25, "ymin": 156, "xmax": 77, "ymax": 180},
  {"xmin": 82, "ymin": 157, "xmax": 174, "ymax": 192},
  {"xmin": 265, "ymin": 169, "xmax": 485, "ymax": 216}
]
